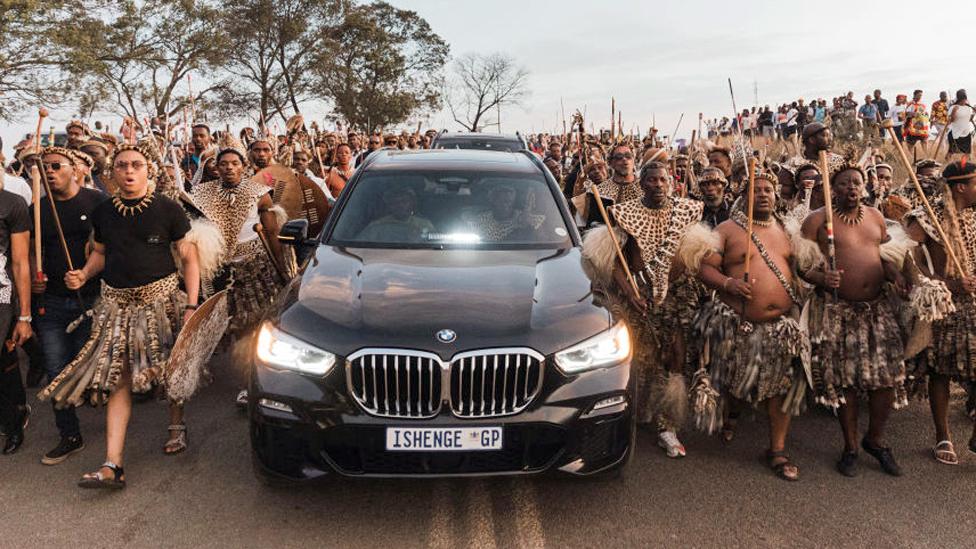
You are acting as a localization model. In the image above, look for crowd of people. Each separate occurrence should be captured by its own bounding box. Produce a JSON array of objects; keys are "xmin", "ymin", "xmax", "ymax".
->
[
  {"xmin": 703, "ymin": 88, "xmax": 975, "ymax": 155},
  {"xmin": 1, "ymin": 83, "xmax": 975, "ymax": 489}
]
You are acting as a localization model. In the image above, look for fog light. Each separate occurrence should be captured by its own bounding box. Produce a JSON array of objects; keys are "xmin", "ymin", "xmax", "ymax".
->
[
  {"xmin": 258, "ymin": 398, "xmax": 294, "ymax": 413},
  {"xmin": 593, "ymin": 395, "xmax": 626, "ymax": 411}
]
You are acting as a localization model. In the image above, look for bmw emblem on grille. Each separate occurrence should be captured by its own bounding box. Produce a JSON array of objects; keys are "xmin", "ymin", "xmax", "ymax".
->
[{"xmin": 436, "ymin": 329, "xmax": 457, "ymax": 344}]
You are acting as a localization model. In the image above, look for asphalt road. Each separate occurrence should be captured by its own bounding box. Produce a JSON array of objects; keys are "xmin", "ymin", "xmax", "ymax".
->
[{"xmin": 2, "ymin": 354, "xmax": 975, "ymax": 549}]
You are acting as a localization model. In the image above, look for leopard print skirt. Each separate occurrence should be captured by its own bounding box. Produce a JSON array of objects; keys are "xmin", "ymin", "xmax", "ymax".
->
[
  {"xmin": 38, "ymin": 274, "xmax": 185, "ymax": 408},
  {"xmin": 912, "ymin": 294, "xmax": 976, "ymax": 382},
  {"xmin": 807, "ymin": 291, "xmax": 907, "ymax": 409},
  {"xmin": 694, "ymin": 299, "xmax": 808, "ymax": 408}
]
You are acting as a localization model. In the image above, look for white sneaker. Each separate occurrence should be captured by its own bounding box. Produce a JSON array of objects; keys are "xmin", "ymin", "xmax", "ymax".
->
[{"xmin": 657, "ymin": 430, "xmax": 687, "ymax": 458}]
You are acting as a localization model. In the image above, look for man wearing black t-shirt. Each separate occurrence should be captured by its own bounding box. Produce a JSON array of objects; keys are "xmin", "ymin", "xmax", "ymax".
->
[
  {"xmin": 0, "ymin": 188, "xmax": 35, "ymax": 455},
  {"xmin": 32, "ymin": 147, "xmax": 106, "ymax": 465},
  {"xmin": 40, "ymin": 142, "xmax": 200, "ymax": 488}
]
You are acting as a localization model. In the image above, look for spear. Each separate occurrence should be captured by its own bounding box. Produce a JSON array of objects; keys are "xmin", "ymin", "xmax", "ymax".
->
[
  {"xmin": 742, "ymin": 157, "xmax": 757, "ymax": 313},
  {"xmin": 818, "ymin": 149, "xmax": 839, "ymax": 299},
  {"xmin": 610, "ymin": 97, "xmax": 616, "ymax": 142}
]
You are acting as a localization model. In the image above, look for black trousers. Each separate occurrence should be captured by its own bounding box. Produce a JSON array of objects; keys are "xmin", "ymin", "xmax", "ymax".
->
[{"xmin": 0, "ymin": 306, "xmax": 24, "ymax": 434}]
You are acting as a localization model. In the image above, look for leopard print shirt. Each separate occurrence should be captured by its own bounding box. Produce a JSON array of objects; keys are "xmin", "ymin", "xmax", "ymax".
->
[
  {"xmin": 906, "ymin": 200, "xmax": 976, "ymax": 275},
  {"xmin": 610, "ymin": 196, "xmax": 704, "ymax": 304},
  {"xmin": 191, "ymin": 178, "xmax": 270, "ymax": 257},
  {"xmin": 590, "ymin": 179, "xmax": 642, "ymax": 205}
]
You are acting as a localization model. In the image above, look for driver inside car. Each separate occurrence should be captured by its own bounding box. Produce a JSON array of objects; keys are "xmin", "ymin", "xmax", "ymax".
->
[
  {"xmin": 357, "ymin": 187, "xmax": 435, "ymax": 243},
  {"xmin": 465, "ymin": 183, "xmax": 545, "ymax": 241}
]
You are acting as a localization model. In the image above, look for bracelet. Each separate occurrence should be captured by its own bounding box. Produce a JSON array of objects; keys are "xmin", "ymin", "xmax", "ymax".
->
[
  {"xmin": 184, "ymin": 304, "xmax": 198, "ymax": 311},
  {"xmin": 17, "ymin": 315, "xmax": 31, "ymax": 323},
  {"xmin": 722, "ymin": 277, "xmax": 733, "ymax": 291}
]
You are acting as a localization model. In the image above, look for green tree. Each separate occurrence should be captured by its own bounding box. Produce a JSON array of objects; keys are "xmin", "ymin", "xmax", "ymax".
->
[
  {"xmin": 220, "ymin": 0, "xmax": 346, "ymax": 124},
  {"xmin": 60, "ymin": 0, "xmax": 229, "ymax": 120},
  {"xmin": 0, "ymin": 0, "xmax": 86, "ymax": 121},
  {"xmin": 316, "ymin": 1, "xmax": 449, "ymax": 132}
]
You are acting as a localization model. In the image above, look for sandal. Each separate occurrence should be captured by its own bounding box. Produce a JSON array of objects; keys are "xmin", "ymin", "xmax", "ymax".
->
[
  {"xmin": 164, "ymin": 424, "xmax": 188, "ymax": 455},
  {"xmin": 78, "ymin": 461, "xmax": 126, "ymax": 490},
  {"xmin": 766, "ymin": 449, "xmax": 799, "ymax": 481},
  {"xmin": 933, "ymin": 440, "xmax": 959, "ymax": 465}
]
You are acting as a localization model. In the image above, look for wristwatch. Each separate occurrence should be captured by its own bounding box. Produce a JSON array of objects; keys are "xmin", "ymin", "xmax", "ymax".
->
[{"xmin": 17, "ymin": 315, "xmax": 32, "ymax": 323}]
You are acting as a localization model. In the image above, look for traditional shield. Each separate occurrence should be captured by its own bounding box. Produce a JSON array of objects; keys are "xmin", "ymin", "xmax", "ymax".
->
[
  {"xmin": 253, "ymin": 165, "xmax": 332, "ymax": 236},
  {"xmin": 164, "ymin": 290, "xmax": 231, "ymax": 404}
]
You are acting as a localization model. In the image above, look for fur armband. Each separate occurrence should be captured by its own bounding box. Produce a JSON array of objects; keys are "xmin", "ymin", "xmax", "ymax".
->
[
  {"xmin": 787, "ymin": 218, "xmax": 825, "ymax": 274},
  {"xmin": 261, "ymin": 204, "xmax": 288, "ymax": 227},
  {"xmin": 177, "ymin": 218, "xmax": 227, "ymax": 281},
  {"xmin": 677, "ymin": 223, "xmax": 719, "ymax": 275},
  {"xmin": 880, "ymin": 222, "xmax": 917, "ymax": 270},
  {"xmin": 581, "ymin": 225, "xmax": 629, "ymax": 286}
]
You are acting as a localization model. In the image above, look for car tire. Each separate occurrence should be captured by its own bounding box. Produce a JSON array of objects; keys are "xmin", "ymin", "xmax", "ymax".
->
[{"xmin": 251, "ymin": 448, "xmax": 302, "ymax": 488}]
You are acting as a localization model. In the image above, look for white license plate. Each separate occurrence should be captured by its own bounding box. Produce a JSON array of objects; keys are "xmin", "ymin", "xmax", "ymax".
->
[{"xmin": 385, "ymin": 427, "xmax": 503, "ymax": 451}]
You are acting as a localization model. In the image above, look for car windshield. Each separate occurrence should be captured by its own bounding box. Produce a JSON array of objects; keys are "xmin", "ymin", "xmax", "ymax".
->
[
  {"xmin": 329, "ymin": 170, "xmax": 572, "ymax": 249},
  {"xmin": 435, "ymin": 139, "xmax": 522, "ymax": 152}
]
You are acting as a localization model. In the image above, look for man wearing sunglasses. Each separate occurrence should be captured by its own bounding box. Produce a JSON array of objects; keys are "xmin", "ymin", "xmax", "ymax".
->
[{"xmin": 31, "ymin": 147, "xmax": 106, "ymax": 465}]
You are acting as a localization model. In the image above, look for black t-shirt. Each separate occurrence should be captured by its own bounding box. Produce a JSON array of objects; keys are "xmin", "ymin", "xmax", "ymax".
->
[
  {"xmin": 31, "ymin": 187, "xmax": 106, "ymax": 298},
  {"xmin": 92, "ymin": 194, "xmax": 190, "ymax": 288},
  {"xmin": 0, "ymin": 191, "xmax": 31, "ymax": 305}
]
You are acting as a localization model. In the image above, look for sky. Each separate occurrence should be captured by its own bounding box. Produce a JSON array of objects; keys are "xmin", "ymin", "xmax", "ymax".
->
[{"xmin": 4, "ymin": 0, "xmax": 976, "ymax": 153}]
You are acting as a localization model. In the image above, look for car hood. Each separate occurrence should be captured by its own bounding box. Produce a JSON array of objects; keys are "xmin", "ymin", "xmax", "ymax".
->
[{"xmin": 277, "ymin": 246, "xmax": 610, "ymax": 360}]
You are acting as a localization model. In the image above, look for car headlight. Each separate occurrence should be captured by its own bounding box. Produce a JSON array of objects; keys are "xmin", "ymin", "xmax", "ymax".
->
[
  {"xmin": 554, "ymin": 322, "xmax": 631, "ymax": 374},
  {"xmin": 255, "ymin": 322, "xmax": 336, "ymax": 376}
]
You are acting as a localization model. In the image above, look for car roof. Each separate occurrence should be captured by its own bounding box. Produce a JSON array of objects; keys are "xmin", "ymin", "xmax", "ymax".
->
[
  {"xmin": 365, "ymin": 149, "xmax": 540, "ymax": 174},
  {"xmin": 436, "ymin": 132, "xmax": 521, "ymax": 140}
]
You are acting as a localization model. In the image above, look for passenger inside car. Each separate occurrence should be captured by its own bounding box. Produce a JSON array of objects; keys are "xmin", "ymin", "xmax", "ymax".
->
[
  {"xmin": 463, "ymin": 183, "xmax": 545, "ymax": 241},
  {"xmin": 356, "ymin": 187, "xmax": 436, "ymax": 242}
]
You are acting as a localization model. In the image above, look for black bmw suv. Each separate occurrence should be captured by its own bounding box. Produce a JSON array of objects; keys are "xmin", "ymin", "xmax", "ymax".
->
[{"xmin": 250, "ymin": 149, "xmax": 634, "ymax": 481}]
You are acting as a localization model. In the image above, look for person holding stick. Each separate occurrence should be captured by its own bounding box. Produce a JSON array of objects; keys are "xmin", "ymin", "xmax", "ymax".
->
[
  {"xmin": 693, "ymin": 169, "xmax": 808, "ymax": 480},
  {"xmin": 904, "ymin": 160, "xmax": 976, "ymax": 464},
  {"xmin": 799, "ymin": 157, "xmax": 910, "ymax": 478},
  {"xmin": 189, "ymin": 135, "xmax": 290, "ymax": 409},
  {"xmin": 39, "ymin": 140, "xmax": 201, "ymax": 488},
  {"xmin": 582, "ymin": 161, "xmax": 706, "ymax": 458},
  {"xmin": 580, "ymin": 143, "xmax": 641, "ymax": 228},
  {"xmin": 31, "ymin": 147, "xmax": 107, "ymax": 465}
]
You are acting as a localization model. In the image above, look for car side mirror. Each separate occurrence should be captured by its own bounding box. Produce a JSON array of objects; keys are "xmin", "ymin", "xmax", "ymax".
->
[{"xmin": 278, "ymin": 219, "xmax": 313, "ymax": 246}]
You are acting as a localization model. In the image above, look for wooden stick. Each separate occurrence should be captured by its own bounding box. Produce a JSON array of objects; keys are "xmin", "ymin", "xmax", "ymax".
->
[
  {"xmin": 818, "ymin": 150, "xmax": 839, "ymax": 298},
  {"xmin": 253, "ymin": 223, "xmax": 288, "ymax": 281},
  {"xmin": 31, "ymin": 108, "xmax": 47, "ymax": 286},
  {"xmin": 610, "ymin": 97, "xmax": 615, "ymax": 143},
  {"xmin": 931, "ymin": 106, "xmax": 953, "ymax": 160},
  {"xmin": 884, "ymin": 123, "xmax": 967, "ymax": 277},
  {"xmin": 590, "ymin": 185, "xmax": 640, "ymax": 296},
  {"xmin": 744, "ymin": 157, "xmax": 756, "ymax": 281}
]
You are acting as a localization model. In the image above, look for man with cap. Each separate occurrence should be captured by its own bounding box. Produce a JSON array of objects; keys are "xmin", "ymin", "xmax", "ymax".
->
[{"xmin": 698, "ymin": 167, "xmax": 731, "ymax": 228}]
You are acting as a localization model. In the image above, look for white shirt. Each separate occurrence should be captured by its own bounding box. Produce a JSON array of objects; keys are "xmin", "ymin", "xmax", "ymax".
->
[
  {"xmin": 890, "ymin": 104, "xmax": 907, "ymax": 126},
  {"xmin": 786, "ymin": 109, "xmax": 798, "ymax": 127},
  {"xmin": 948, "ymin": 104, "xmax": 975, "ymax": 138},
  {"xmin": 0, "ymin": 172, "xmax": 33, "ymax": 205}
]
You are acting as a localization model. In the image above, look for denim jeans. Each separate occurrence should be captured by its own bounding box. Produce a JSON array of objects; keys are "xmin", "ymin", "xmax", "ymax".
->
[{"xmin": 33, "ymin": 294, "xmax": 96, "ymax": 439}]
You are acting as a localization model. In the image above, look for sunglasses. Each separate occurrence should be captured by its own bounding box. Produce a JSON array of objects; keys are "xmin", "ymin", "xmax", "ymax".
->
[
  {"xmin": 44, "ymin": 162, "xmax": 70, "ymax": 172},
  {"xmin": 610, "ymin": 153, "xmax": 634, "ymax": 160},
  {"xmin": 114, "ymin": 161, "xmax": 147, "ymax": 170}
]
